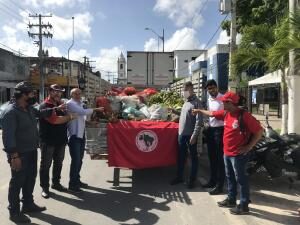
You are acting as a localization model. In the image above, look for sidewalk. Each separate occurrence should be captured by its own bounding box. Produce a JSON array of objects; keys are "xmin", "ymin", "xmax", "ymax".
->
[{"xmin": 253, "ymin": 114, "xmax": 282, "ymax": 131}]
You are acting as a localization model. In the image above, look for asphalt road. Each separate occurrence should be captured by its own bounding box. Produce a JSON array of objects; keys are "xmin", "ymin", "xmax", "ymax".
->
[{"xmin": 0, "ymin": 131, "xmax": 299, "ymax": 225}]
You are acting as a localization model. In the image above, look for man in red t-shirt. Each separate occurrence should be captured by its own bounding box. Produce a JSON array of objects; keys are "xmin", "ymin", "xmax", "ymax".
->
[{"xmin": 192, "ymin": 92, "xmax": 263, "ymax": 215}]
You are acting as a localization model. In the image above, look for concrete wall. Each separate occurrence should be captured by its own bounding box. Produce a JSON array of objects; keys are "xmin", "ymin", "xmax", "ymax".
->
[{"xmin": 174, "ymin": 50, "xmax": 206, "ymax": 78}]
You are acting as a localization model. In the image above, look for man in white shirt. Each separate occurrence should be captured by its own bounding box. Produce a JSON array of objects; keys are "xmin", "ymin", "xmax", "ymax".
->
[
  {"xmin": 66, "ymin": 88, "xmax": 104, "ymax": 192},
  {"xmin": 202, "ymin": 79, "xmax": 225, "ymax": 195}
]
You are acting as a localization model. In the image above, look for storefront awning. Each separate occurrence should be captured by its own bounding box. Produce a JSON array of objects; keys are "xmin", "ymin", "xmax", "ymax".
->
[{"xmin": 248, "ymin": 70, "xmax": 282, "ymax": 86}]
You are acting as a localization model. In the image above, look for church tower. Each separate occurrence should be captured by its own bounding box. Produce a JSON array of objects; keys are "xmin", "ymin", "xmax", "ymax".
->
[{"xmin": 117, "ymin": 52, "xmax": 126, "ymax": 85}]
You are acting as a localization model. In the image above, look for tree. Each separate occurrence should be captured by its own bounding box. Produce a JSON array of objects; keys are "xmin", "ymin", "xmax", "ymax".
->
[
  {"xmin": 232, "ymin": 14, "xmax": 292, "ymax": 134},
  {"xmin": 222, "ymin": 0, "xmax": 288, "ymax": 35}
]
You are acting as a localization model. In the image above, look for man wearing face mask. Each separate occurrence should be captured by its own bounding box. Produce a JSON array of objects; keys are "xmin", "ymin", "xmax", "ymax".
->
[
  {"xmin": 39, "ymin": 84, "xmax": 77, "ymax": 199},
  {"xmin": 1, "ymin": 81, "xmax": 65, "ymax": 223},
  {"xmin": 170, "ymin": 81, "xmax": 203, "ymax": 189}
]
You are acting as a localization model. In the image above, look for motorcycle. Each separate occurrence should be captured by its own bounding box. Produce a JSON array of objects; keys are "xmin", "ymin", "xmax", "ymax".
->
[{"xmin": 247, "ymin": 114, "xmax": 300, "ymax": 182}]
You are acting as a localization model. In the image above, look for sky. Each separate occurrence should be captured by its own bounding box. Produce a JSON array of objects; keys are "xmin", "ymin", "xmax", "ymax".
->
[{"xmin": 0, "ymin": 0, "xmax": 231, "ymax": 81}]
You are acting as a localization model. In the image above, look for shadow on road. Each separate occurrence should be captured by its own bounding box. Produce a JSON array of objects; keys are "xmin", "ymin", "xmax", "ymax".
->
[
  {"xmin": 29, "ymin": 212, "xmax": 81, "ymax": 225},
  {"xmin": 50, "ymin": 187, "xmax": 170, "ymax": 225},
  {"xmin": 109, "ymin": 166, "xmax": 206, "ymax": 205},
  {"xmin": 250, "ymin": 207, "xmax": 300, "ymax": 225}
]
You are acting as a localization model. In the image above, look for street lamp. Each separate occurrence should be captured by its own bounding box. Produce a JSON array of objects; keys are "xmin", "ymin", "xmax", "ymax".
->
[
  {"xmin": 145, "ymin": 27, "xmax": 164, "ymax": 52},
  {"xmin": 67, "ymin": 16, "xmax": 74, "ymax": 97}
]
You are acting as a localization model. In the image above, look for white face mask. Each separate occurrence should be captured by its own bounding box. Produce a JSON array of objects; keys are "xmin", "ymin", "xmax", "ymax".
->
[{"xmin": 183, "ymin": 91, "xmax": 190, "ymax": 99}]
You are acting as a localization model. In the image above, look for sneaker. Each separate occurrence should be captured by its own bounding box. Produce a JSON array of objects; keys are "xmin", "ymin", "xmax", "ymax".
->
[
  {"xmin": 79, "ymin": 181, "xmax": 88, "ymax": 188},
  {"xmin": 68, "ymin": 186, "xmax": 83, "ymax": 193},
  {"xmin": 51, "ymin": 183, "xmax": 67, "ymax": 192},
  {"xmin": 230, "ymin": 204, "xmax": 250, "ymax": 215},
  {"xmin": 21, "ymin": 203, "xmax": 46, "ymax": 213},
  {"xmin": 170, "ymin": 177, "xmax": 184, "ymax": 185},
  {"xmin": 41, "ymin": 189, "xmax": 50, "ymax": 199},
  {"xmin": 10, "ymin": 213, "xmax": 31, "ymax": 223},
  {"xmin": 217, "ymin": 197, "xmax": 236, "ymax": 208}
]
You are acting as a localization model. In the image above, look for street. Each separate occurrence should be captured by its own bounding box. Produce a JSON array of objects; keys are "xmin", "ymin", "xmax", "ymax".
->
[{"xmin": 0, "ymin": 130, "xmax": 299, "ymax": 225}]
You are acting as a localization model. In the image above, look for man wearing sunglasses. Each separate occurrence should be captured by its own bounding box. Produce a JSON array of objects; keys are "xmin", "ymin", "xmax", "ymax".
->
[{"xmin": 39, "ymin": 84, "xmax": 76, "ymax": 199}]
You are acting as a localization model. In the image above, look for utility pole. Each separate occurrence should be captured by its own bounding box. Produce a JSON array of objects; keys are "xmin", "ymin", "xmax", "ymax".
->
[
  {"xmin": 87, "ymin": 59, "xmax": 96, "ymax": 100},
  {"xmin": 229, "ymin": 0, "xmax": 237, "ymax": 91},
  {"xmin": 288, "ymin": 0, "xmax": 300, "ymax": 133},
  {"xmin": 28, "ymin": 14, "xmax": 52, "ymax": 102},
  {"xmin": 107, "ymin": 71, "xmax": 113, "ymax": 84}
]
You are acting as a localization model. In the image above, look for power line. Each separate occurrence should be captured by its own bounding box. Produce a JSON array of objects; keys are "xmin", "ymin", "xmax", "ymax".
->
[
  {"xmin": 172, "ymin": 0, "xmax": 209, "ymax": 51},
  {"xmin": 9, "ymin": 0, "xmax": 36, "ymax": 15},
  {"xmin": 204, "ymin": 14, "xmax": 229, "ymax": 49},
  {"xmin": 0, "ymin": 42, "xmax": 30, "ymax": 57}
]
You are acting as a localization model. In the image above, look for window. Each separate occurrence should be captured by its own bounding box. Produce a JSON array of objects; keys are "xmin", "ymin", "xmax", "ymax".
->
[
  {"xmin": 120, "ymin": 64, "xmax": 123, "ymax": 70},
  {"xmin": 191, "ymin": 57, "xmax": 196, "ymax": 60},
  {"xmin": 17, "ymin": 65, "xmax": 25, "ymax": 75},
  {"xmin": 120, "ymin": 73, "xmax": 123, "ymax": 78},
  {"xmin": 0, "ymin": 59, "xmax": 5, "ymax": 71},
  {"xmin": 64, "ymin": 62, "xmax": 69, "ymax": 70},
  {"xmin": 184, "ymin": 59, "xmax": 188, "ymax": 63}
]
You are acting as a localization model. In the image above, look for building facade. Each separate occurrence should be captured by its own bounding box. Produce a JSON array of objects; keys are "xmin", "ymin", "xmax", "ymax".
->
[
  {"xmin": 174, "ymin": 50, "xmax": 206, "ymax": 78},
  {"xmin": 0, "ymin": 48, "xmax": 30, "ymax": 103},
  {"xmin": 117, "ymin": 52, "xmax": 127, "ymax": 85}
]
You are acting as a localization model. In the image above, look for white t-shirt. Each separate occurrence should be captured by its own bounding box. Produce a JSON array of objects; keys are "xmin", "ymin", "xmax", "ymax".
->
[{"xmin": 208, "ymin": 93, "xmax": 224, "ymax": 127}]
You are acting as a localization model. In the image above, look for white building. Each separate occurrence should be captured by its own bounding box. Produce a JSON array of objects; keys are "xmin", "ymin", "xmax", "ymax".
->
[
  {"xmin": 189, "ymin": 44, "xmax": 229, "ymax": 92},
  {"xmin": 117, "ymin": 52, "xmax": 127, "ymax": 85},
  {"xmin": 174, "ymin": 50, "xmax": 206, "ymax": 78}
]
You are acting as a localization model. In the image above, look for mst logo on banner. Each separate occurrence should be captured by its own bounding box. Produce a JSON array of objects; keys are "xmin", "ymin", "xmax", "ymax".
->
[{"xmin": 136, "ymin": 130, "xmax": 158, "ymax": 152}]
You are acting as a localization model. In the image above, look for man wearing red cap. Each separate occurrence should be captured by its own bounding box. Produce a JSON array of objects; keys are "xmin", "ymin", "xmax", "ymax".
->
[
  {"xmin": 192, "ymin": 91, "xmax": 263, "ymax": 215},
  {"xmin": 39, "ymin": 84, "xmax": 76, "ymax": 199}
]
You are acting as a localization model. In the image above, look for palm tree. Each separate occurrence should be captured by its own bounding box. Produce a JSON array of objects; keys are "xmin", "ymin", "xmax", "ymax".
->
[{"xmin": 232, "ymin": 19, "xmax": 290, "ymax": 134}]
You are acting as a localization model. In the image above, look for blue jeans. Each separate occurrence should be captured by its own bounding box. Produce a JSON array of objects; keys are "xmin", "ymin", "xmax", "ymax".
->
[
  {"xmin": 177, "ymin": 135, "xmax": 198, "ymax": 182},
  {"xmin": 7, "ymin": 151, "xmax": 37, "ymax": 214},
  {"xmin": 68, "ymin": 135, "xmax": 85, "ymax": 188},
  {"xmin": 224, "ymin": 154, "xmax": 250, "ymax": 206}
]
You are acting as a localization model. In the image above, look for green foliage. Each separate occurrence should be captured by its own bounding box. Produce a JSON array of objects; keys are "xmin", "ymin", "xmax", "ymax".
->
[
  {"xmin": 222, "ymin": 0, "xmax": 288, "ymax": 34},
  {"xmin": 148, "ymin": 91, "xmax": 184, "ymax": 109}
]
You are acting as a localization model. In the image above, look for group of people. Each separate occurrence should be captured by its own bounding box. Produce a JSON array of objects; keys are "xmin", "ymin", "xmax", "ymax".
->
[
  {"xmin": 1, "ymin": 79, "xmax": 264, "ymax": 223},
  {"xmin": 1, "ymin": 81, "xmax": 104, "ymax": 223},
  {"xmin": 171, "ymin": 80, "xmax": 263, "ymax": 215}
]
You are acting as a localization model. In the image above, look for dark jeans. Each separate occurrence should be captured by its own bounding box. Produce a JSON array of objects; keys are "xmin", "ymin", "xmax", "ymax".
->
[
  {"xmin": 7, "ymin": 150, "xmax": 37, "ymax": 214},
  {"xmin": 68, "ymin": 135, "xmax": 85, "ymax": 188},
  {"xmin": 206, "ymin": 127, "xmax": 225, "ymax": 187},
  {"xmin": 176, "ymin": 135, "xmax": 199, "ymax": 182},
  {"xmin": 224, "ymin": 154, "xmax": 250, "ymax": 206},
  {"xmin": 39, "ymin": 143, "xmax": 66, "ymax": 189}
]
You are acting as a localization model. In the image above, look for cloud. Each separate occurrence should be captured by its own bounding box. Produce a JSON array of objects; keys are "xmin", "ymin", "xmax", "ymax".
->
[
  {"xmin": 49, "ymin": 12, "xmax": 93, "ymax": 41},
  {"xmin": 24, "ymin": 0, "xmax": 89, "ymax": 8},
  {"xmin": 95, "ymin": 46, "xmax": 125, "ymax": 73},
  {"xmin": 216, "ymin": 30, "xmax": 242, "ymax": 45},
  {"xmin": 69, "ymin": 49, "xmax": 89, "ymax": 61},
  {"xmin": 0, "ymin": 25, "xmax": 38, "ymax": 56},
  {"xmin": 154, "ymin": 0, "xmax": 206, "ymax": 28},
  {"xmin": 217, "ymin": 30, "xmax": 229, "ymax": 44},
  {"xmin": 144, "ymin": 27, "xmax": 201, "ymax": 51}
]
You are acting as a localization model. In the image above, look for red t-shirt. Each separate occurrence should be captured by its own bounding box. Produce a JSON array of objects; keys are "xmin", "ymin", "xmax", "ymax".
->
[{"xmin": 212, "ymin": 109, "xmax": 262, "ymax": 156}]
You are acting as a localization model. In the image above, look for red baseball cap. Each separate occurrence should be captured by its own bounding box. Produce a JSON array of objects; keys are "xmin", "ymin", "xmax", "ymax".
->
[{"xmin": 217, "ymin": 91, "xmax": 240, "ymax": 104}]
